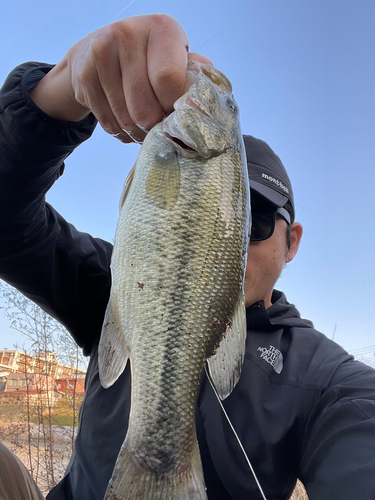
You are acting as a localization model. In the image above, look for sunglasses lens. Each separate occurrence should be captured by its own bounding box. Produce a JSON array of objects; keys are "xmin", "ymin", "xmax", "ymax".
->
[{"xmin": 250, "ymin": 212, "xmax": 275, "ymax": 242}]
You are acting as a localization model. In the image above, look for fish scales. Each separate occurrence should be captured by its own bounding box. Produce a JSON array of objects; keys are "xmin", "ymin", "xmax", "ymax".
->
[{"xmin": 99, "ymin": 62, "xmax": 250, "ymax": 499}]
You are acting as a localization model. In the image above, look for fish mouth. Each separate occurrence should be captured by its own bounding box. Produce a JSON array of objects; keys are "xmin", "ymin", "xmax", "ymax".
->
[
  {"xmin": 165, "ymin": 133, "xmax": 198, "ymax": 152},
  {"xmin": 162, "ymin": 113, "xmax": 200, "ymax": 155},
  {"xmin": 162, "ymin": 98, "xmax": 214, "ymax": 155}
]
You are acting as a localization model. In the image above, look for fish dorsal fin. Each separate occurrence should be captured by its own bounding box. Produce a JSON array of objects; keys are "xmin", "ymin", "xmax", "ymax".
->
[
  {"xmin": 145, "ymin": 150, "xmax": 180, "ymax": 209},
  {"xmin": 98, "ymin": 298, "xmax": 129, "ymax": 389},
  {"xmin": 119, "ymin": 163, "xmax": 136, "ymax": 212},
  {"xmin": 207, "ymin": 289, "xmax": 247, "ymax": 400}
]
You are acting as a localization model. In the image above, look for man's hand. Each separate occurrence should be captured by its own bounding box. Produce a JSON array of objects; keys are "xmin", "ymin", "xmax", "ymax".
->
[{"xmin": 30, "ymin": 14, "xmax": 211, "ymax": 143}]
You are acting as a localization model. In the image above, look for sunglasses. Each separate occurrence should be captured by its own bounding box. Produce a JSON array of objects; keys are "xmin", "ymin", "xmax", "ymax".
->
[{"xmin": 250, "ymin": 207, "xmax": 291, "ymax": 242}]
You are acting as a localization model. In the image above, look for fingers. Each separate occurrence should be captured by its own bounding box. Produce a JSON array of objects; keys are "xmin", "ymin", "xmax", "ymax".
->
[
  {"xmin": 146, "ymin": 15, "xmax": 189, "ymax": 114},
  {"xmin": 112, "ymin": 17, "xmax": 166, "ymax": 138},
  {"xmin": 91, "ymin": 39, "xmax": 132, "ymax": 140},
  {"xmin": 80, "ymin": 30, "xmax": 146, "ymax": 143},
  {"xmin": 68, "ymin": 28, "xmax": 143, "ymax": 143},
  {"xmin": 114, "ymin": 14, "xmax": 190, "ymax": 134},
  {"xmin": 67, "ymin": 15, "xmax": 212, "ymax": 142},
  {"xmin": 188, "ymin": 52, "xmax": 214, "ymax": 67}
]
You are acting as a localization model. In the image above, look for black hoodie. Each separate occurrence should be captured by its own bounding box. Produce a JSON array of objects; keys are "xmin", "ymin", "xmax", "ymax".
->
[{"xmin": 1, "ymin": 63, "xmax": 375, "ymax": 500}]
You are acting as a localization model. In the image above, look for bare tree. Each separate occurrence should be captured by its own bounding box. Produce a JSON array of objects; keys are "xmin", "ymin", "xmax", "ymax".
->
[{"xmin": 0, "ymin": 280, "xmax": 86, "ymax": 493}]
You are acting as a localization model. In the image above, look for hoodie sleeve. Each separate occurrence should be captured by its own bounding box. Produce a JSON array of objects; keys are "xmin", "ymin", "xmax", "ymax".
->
[
  {"xmin": 0, "ymin": 62, "xmax": 112, "ymax": 355},
  {"xmin": 299, "ymin": 358, "xmax": 375, "ymax": 500}
]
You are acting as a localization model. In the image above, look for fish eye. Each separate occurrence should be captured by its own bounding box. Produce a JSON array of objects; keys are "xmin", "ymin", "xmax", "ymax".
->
[{"xmin": 227, "ymin": 99, "xmax": 238, "ymax": 114}]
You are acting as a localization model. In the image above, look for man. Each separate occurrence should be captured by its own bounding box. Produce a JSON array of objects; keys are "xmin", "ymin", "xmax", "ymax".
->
[{"xmin": 1, "ymin": 14, "xmax": 375, "ymax": 500}]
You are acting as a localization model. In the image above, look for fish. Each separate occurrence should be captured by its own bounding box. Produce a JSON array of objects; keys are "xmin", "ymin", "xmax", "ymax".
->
[{"xmin": 98, "ymin": 60, "xmax": 250, "ymax": 500}]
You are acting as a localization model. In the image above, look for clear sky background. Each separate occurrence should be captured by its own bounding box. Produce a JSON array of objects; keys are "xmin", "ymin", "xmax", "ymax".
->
[{"xmin": 1, "ymin": 0, "xmax": 374, "ymax": 361}]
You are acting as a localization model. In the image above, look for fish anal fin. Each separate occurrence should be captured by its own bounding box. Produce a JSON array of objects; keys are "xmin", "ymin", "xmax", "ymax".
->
[
  {"xmin": 207, "ymin": 289, "xmax": 247, "ymax": 400},
  {"xmin": 145, "ymin": 150, "xmax": 180, "ymax": 209},
  {"xmin": 98, "ymin": 298, "xmax": 129, "ymax": 389}
]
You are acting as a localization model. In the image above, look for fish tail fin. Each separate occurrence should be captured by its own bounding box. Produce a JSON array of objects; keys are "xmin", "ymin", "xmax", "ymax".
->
[{"xmin": 104, "ymin": 438, "xmax": 207, "ymax": 500}]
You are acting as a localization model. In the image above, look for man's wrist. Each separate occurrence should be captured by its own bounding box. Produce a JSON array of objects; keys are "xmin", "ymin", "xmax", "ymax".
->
[{"xmin": 30, "ymin": 61, "xmax": 91, "ymax": 122}]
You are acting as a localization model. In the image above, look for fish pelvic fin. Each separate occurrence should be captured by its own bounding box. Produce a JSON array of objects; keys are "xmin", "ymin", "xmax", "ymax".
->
[
  {"xmin": 207, "ymin": 288, "xmax": 247, "ymax": 400},
  {"xmin": 98, "ymin": 297, "xmax": 129, "ymax": 389},
  {"xmin": 104, "ymin": 437, "xmax": 207, "ymax": 500}
]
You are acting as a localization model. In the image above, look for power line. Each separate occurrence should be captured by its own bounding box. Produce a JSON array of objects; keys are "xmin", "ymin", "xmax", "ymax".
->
[{"xmin": 350, "ymin": 345, "xmax": 375, "ymax": 356}]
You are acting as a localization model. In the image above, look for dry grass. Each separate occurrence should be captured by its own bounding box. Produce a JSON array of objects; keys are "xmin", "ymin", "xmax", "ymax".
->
[
  {"xmin": 1, "ymin": 402, "xmax": 310, "ymax": 498},
  {"xmin": 0, "ymin": 399, "xmax": 78, "ymax": 494},
  {"xmin": 1, "ymin": 421, "xmax": 73, "ymax": 494}
]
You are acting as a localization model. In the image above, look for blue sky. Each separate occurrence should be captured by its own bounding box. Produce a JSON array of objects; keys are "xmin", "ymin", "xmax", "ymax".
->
[{"xmin": 1, "ymin": 0, "xmax": 374, "ymax": 360}]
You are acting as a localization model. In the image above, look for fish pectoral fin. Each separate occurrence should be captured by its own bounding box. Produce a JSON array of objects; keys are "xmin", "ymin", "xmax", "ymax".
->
[
  {"xmin": 119, "ymin": 162, "xmax": 136, "ymax": 212},
  {"xmin": 145, "ymin": 150, "xmax": 180, "ymax": 209},
  {"xmin": 207, "ymin": 289, "xmax": 247, "ymax": 400},
  {"xmin": 98, "ymin": 298, "xmax": 129, "ymax": 389}
]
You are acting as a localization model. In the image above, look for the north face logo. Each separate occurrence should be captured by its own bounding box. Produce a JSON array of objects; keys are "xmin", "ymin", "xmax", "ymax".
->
[{"xmin": 257, "ymin": 345, "xmax": 283, "ymax": 374}]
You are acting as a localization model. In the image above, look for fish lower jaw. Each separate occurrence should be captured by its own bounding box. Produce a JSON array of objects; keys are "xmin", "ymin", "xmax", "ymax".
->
[
  {"xmin": 161, "ymin": 114, "xmax": 199, "ymax": 154},
  {"xmin": 164, "ymin": 132, "xmax": 198, "ymax": 152}
]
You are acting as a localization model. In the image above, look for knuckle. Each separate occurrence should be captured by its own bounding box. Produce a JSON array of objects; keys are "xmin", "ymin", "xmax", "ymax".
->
[
  {"xmin": 89, "ymin": 32, "xmax": 111, "ymax": 61},
  {"xmin": 148, "ymin": 14, "xmax": 187, "ymax": 43},
  {"xmin": 108, "ymin": 19, "xmax": 147, "ymax": 52},
  {"xmin": 148, "ymin": 13, "xmax": 176, "ymax": 30},
  {"xmin": 108, "ymin": 20, "xmax": 133, "ymax": 44},
  {"xmin": 98, "ymin": 116, "xmax": 121, "ymax": 136},
  {"xmin": 102, "ymin": 124, "xmax": 121, "ymax": 136},
  {"xmin": 153, "ymin": 65, "xmax": 181, "ymax": 87},
  {"xmin": 130, "ymin": 99, "xmax": 163, "ymax": 130}
]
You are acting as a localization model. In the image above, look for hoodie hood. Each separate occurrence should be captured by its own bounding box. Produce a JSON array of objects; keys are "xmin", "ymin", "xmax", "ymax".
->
[{"xmin": 246, "ymin": 289, "xmax": 314, "ymax": 332}]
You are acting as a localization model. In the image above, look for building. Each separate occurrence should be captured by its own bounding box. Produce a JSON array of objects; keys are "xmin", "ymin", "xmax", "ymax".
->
[
  {"xmin": 55, "ymin": 374, "xmax": 86, "ymax": 398},
  {"xmin": 0, "ymin": 370, "xmax": 8, "ymax": 391},
  {"xmin": 0, "ymin": 349, "xmax": 85, "ymax": 379},
  {"xmin": 0, "ymin": 350, "xmax": 18, "ymax": 374},
  {"xmin": 0, "ymin": 349, "xmax": 86, "ymax": 405}
]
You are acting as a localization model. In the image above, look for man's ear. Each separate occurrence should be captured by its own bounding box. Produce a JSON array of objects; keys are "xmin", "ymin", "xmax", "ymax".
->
[{"xmin": 286, "ymin": 222, "xmax": 303, "ymax": 263}]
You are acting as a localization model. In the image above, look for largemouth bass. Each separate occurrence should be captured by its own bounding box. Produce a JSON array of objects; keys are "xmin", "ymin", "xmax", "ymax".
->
[{"xmin": 98, "ymin": 61, "xmax": 250, "ymax": 500}]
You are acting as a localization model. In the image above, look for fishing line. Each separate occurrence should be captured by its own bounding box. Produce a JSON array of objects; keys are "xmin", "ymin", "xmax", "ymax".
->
[
  {"xmin": 204, "ymin": 364, "xmax": 268, "ymax": 500},
  {"xmin": 192, "ymin": 34, "xmax": 228, "ymax": 53}
]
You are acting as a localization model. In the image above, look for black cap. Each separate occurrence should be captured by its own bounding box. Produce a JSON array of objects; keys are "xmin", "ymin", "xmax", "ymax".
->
[{"xmin": 243, "ymin": 135, "xmax": 295, "ymax": 223}]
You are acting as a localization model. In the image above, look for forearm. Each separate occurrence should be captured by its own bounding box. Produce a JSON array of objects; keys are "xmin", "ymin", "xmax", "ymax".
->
[
  {"xmin": 0, "ymin": 62, "xmax": 97, "ymax": 237},
  {"xmin": 0, "ymin": 14, "xmax": 210, "ymax": 353},
  {"xmin": 0, "ymin": 63, "xmax": 110, "ymax": 354},
  {"xmin": 29, "ymin": 59, "xmax": 91, "ymax": 122},
  {"xmin": 300, "ymin": 361, "xmax": 375, "ymax": 499}
]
